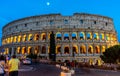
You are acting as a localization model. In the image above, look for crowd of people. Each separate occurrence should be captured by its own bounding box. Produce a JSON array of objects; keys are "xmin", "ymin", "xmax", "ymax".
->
[{"xmin": 0, "ymin": 55, "xmax": 20, "ymax": 76}]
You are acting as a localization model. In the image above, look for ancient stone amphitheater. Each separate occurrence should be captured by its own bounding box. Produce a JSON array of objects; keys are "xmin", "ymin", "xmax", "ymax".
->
[{"xmin": 1, "ymin": 13, "xmax": 118, "ymax": 64}]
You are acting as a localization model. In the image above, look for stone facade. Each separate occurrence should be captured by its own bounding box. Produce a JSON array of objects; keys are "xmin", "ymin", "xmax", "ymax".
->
[{"xmin": 1, "ymin": 13, "xmax": 118, "ymax": 64}]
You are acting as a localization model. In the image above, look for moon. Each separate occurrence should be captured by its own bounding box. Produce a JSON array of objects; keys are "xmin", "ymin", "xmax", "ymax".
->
[{"xmin": 46, "ymin": 2, "xmax": 50, "ymax": 6}]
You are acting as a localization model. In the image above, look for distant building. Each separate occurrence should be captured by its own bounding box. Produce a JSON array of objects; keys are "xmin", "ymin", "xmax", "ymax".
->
[{"xmin": 1, "ymin": 13, "xmax": 118, "ymax": 64}]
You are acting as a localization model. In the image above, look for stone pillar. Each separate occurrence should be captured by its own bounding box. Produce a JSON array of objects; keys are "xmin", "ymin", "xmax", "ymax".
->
[
  {"xmin": 39, "ymin": 32, "xmax": 41, "ymax": 41},
  {"xmin": 70, "ymin": 44, "xmax": 72, "ymax": 56},
  {"xmin": 77, "ymin": 31, "xmax": 79, "ymax": 41},
  {"xmin": 93, "ymin": 44, "xmax": 95, "ymax": 56},
  {"xmin": 104, "ymin": 32, "xmax": 106, "ymax": 42},
  {"xmin": 79, "ymin": 44, "xmax": 81, "ymax": 55},
  {"xmin": 78, "ymin": 44, "xmax": 80, "ymax": 54},
  {"xmin": 69, "ymin": 32, "xmax": 72, "ymax": 41},
  {"xmin": 100, "ymin": 45, "xmax": 102, "ymax": 55},
  {"xmin": 32, "ymin": 33, "xmax": 35, "ymax": 41},
  {"xmin": 46, "ymin": 32, "xmax": 49, "ymax": 41},
  {"xmin": 62, "ymin": 32, "xmax": 64, "ymax": 41},
  {"xmin": 85, "ymin": 31, "xmax": 87, "ymax": 41},
  {"xmin": 21, "ymin": 34, "xmax": 24, "ymax": 42},
  {"xmin": 46, "ymin": 44, "xmax": 48, "ymax": 56},
  {"xmin": 61, "ymin": 44, "xmax": 64, "ymax": 54},
  {"xmin": 86, "ymin": 44, "xmax": 88, "ymax": 56},
  {"xmin": 26, "ymin": 46, "xmax": 28, "ymax": 55},
  {"xmin": 11, "ymin": 47, "xmax": 14, "ymax": 56},
  {"xmin": 38, "ymin": 46, "xmax": 41, "ymax": 55},
  {"xmin": 26, "ymin": 34, "xmax": 29, "ymax": 42},
  {"xmin": 20, "ymin": 34, "xmax": 22, "ymax": 42}
]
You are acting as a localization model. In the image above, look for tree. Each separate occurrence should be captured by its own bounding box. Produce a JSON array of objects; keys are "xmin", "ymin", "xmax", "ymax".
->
[
  {"xmin": 49, "ymin": 31, "xmax": 56, "ymax": 61},
  {"xmin": 100, "ymin": 45, "xmax": 120, "ymax": 64}
]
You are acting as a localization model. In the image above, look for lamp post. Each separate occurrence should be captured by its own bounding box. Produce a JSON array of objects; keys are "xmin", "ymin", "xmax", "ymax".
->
[{"xmin": 49, "ymin": 31, "xmax": 56, "ymax": 62}]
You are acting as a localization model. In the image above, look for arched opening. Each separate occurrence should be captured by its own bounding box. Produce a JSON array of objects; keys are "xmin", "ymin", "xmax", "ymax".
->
[
  {"xmin": 41, "ymin": 33, "xmax": 46, "ymax": 40},
  {"xmin": 13, "ymin": 36, "xmax": 17, "ymax": 43},
  {"xmin": 17, "ymin": 47, "xmax": 21, "ymax": 54},
  {"xmin": 28, "ymin": 46, "xmax": 32, "ymax": 54},
  {"xmin": 72, "ymin": 32, "xmax": 77, "ymax": 40},
  {"xmin": 102, "ymin": 46, "xmax": 105, "ymax": 53},
  {"xmin": 72, "ymin": 45, "xmax": 78, "ymax": 54},
  {"xmin": 80, "ymin": 45, "xmax": 86, "ymax": 54},
  {"xmin": 95, "ymin": 46, "xmax": 100, "ymax": 54},
  {"xmin": 93, "ymin": 33, "xmax": 99, "ymax": 40},
  {"xmin": 22, "ymin": 34, "xmax": 27, "ymax": 42},
  {"xmin": 88, "ymin": 45, "xmax": 93, "ymax": 54},
  {"xmin": 22, "ymin": 47, "xmax": 26, "ymax": 54},
  {"xmin": 64, "ymin": 33, "xmax": 69, "ymax": 40},
  {"xmin": 41, "ymin": 46, "xmax": 46, "ymax": 54},
  {"xmin": 34, "ymin": 34, "xmax": 39, "ymax": 41},
  {"xmin": 34, "ymin": 46, "xmax": 39, "ymax": 54},
  {"xmin": 56, "ymin": 46, "xmax": 61, "ymax": 54},
  {"xmin": 95, "ymin": 59, "xmax": 101, "ymax": 66},
  {"xmin": 100, "ymin": 33, "xmax": 104, "ymax": 40},
  {"xmin": 89, "ymin": 59, "xmax": 94, "ymax": 65},
  {"xmin": 56, "ymin": 32, "xmax": 62, "ymax": 40},
  {"xmin": 87, "ymin": 32, "xmax": 92, "ymax": 40},
  {"xmin": 64, "ymin": 46, "xmax": 69, "ymax": 54},
  {"xmin": 79, "ymin": 32, "xmax": 85, "ymax": 40},
  {"xmin": 106, "ymin": 34, "xmax": 110, "ymax": 41},
  {"xmin": 28, "ymin": 34, "xmax": 33, "ymax": 41},
  {"xmin": 18, "ymin": 35, "xmax": 21, "ymax": 42},
  {"xmin": 5, "ymin": 48, "xmax": 9, "ymax": 55},
  {"xmin": 10, "ymin": 37, "xmax": 13, "ymax": 43}
]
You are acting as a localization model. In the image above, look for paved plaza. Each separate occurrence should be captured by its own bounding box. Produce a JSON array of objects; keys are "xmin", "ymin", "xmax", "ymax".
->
[{"xmin": 6, "ymin": 63, "xmax": 120, "ymax": 76}]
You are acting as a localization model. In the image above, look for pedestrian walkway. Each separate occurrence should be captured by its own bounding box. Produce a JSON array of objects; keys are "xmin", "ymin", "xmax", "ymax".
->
[
  {"xmin": 19, "ymin": 65, "xmax": 33, "ymax": 71},
  {"xmin": 90, "ymin": 68, "xmax": 118, "ymax": 73}
]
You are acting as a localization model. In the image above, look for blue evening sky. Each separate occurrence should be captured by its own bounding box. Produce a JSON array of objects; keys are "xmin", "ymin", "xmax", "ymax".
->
[{"xmin": 0, "ymin": 0, "xmax": 120, "ymax": 43}]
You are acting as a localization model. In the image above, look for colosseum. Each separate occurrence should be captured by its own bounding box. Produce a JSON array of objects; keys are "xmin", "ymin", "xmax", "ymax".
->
[{"xmin": 1, "ymin": 13, "xmax": 118, "ymax": 64}]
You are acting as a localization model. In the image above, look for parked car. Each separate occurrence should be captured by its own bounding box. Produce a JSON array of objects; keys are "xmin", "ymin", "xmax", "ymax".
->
[{"xmin": 22, "ymin": 58, "xmax": 32, "ymax": 65}]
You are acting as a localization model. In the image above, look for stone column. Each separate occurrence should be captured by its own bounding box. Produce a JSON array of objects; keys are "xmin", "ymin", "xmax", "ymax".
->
[
  {"xmin": 32, "ymin": 33, "xmax": 35, "ymax": 41},
  {"xmin": 11, "ymin": 47, "xmax": 14, "ymax": 56},
  {"xmin": 70, "ymin": 44, "xmax": 72, "ymax": 56},
  {"xmin": 26, "ymin": 46, "xmax": 28, "ymax": 55},
  {"xmin": 61, "ymin": 32, "xmax": 64, "ymax": 41},
  {"xmin": 78, "ymin": 44, "xmax": 80, "ymax": 55},
  {"xmin": 100, "ymin": 45, "xmax": 102, "ymax": 55},
  {"xmin": 104, "ymin": 32, "xmax": 106, "ymax": 42},
  {"xmin": 93, "ymin": 44, "xmax": 95, "ymax": 56},
  {"xmin": 85, "ymin": 31, "xmax": 87, "ymax": 41},
  {"xmin": 26, "ymin": 34, "xmax": 29, "ymax": 42},
  {"xmin": 46, "ymin": 44, "xmax": 48, "ymax": 56},
  {"xmin": 77, "ymin": 31, "xmax": 79, "ymax": 41},
  {"xmin": 79, "ymin": 44, "xmax": 81, "ymax": 55},
  {"xmin": 69, "ymin": 32, "xmax": 72, "ymax": 41},
  {"xmin": 46, "ymin": 32, "xmax": 49, "ymax": 41},
  {"xmin": 86, "ymin": 44, "xmax": 88, "ymax": 56},
  {"xmin": 61, "ymin": 44, "xmax": 64, "ymax": 54}
]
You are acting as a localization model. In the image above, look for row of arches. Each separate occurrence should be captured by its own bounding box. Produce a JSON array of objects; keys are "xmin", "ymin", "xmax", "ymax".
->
[
  {"xmin": 2, "ymin": 32, "xmax": 117, "ymax": 45},
  {"xmin": 3, "ymin": 44, "xmax": 106, "ymax": 55}
]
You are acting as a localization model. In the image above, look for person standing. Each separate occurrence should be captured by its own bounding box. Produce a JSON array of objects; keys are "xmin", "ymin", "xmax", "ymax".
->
[
  {"xmin": 8, "ymin": 55, "xmax": 20, "ymax": 76},
  {"xmin": 0, "ymin": 55, "xmax": 6, "ymax": 76}
]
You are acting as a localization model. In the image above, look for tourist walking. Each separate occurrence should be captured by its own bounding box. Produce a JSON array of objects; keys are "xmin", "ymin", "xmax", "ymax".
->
[
  {"xmin": 0, "ymin": 55, "xmax": 6, "ymax": 76},
  {"xmin": 8, "ymin": 55, "xmax": 20, "ymax": 76}
]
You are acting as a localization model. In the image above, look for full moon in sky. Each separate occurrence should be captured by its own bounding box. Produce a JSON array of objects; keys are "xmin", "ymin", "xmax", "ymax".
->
[{"xmin": 46, "ymin": 2, "xmax": 50, "ymax": 6}]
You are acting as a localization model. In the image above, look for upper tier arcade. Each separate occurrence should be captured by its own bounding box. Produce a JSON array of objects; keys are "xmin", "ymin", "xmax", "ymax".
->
[{"xmin": 2, "ymin": 13, "xmax": 114, "ymax": 37}]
